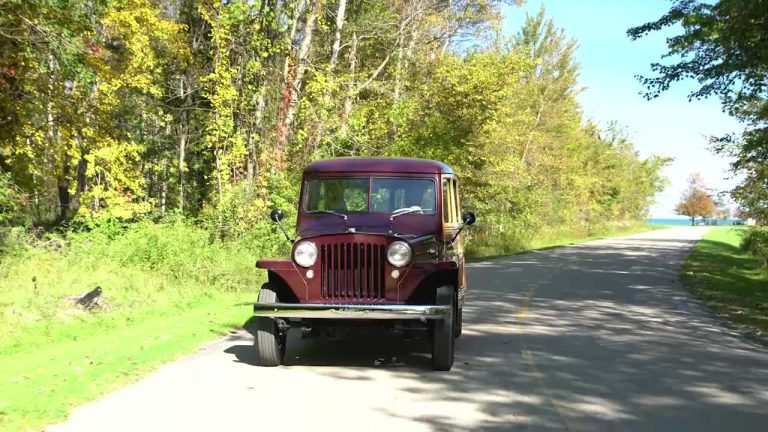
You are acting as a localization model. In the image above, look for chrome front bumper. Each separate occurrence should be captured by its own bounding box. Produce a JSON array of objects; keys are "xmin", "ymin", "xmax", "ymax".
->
[{"xmin": 252, "ymin": 303, "xmax": 450, "ymax": 320}]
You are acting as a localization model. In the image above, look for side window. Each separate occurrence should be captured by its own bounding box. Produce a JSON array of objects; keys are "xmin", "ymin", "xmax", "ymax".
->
[
  {"xmin": 452, "ymin": 178, "xmax": 460, "ymax": 222},
  {"xmin": 442, "ymin": 178, "xmax": 451, "ymax": 223}
]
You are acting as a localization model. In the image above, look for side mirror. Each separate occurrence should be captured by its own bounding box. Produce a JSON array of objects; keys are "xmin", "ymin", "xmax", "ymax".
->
[
  {"xmin": 462, "ymin": 211, "xmax": 476, "ymax": 225},
  {"xmin": 449, "ymin": 211, "xmax": 476, "ymax": 244},
  {"xmin": 270, "ymin": 208, "xmax": 285, "ymax": 223},
  {"xmin": 269, "ymin": 208, "xmax": 293, "ymax": 243}
]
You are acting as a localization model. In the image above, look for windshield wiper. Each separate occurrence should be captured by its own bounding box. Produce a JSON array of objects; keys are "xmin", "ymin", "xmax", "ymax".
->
[
  {"xmin": 307, "ymin": 210, "xmax": 348, "ymax": 220},
  {"xmin": 389, "ymin": 206, "xmax": 422, "ymax": 220}
]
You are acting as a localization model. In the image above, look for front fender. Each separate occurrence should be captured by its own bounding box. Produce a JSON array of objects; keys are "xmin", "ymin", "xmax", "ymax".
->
[
  {"xmin": 401, "ymin": 261, "xmax": 460, "ymax": 305},
  {"xmin": 256, "ymin": 259, "xmax": 308, "ymax": 301}
]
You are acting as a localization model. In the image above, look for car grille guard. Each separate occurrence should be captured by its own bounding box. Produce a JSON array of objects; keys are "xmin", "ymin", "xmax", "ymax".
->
[{"xmin": 319, "ymin": 241, "xmax": 386, "ymax": 301}]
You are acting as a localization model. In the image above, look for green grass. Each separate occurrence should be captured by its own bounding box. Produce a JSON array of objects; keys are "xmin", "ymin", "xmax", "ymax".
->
[
  {"xmin": 682, "ymin": 227, "xmax": 768, "ymax": 339},
  {"xmin": 0, "ymin": 221, "xmax": 268, "ymax": 431},
  {"xmin": 0, "ymin": 295, "xmax": 251, "ymax": 431},
  {"xmin": 467, "ymin": 223, "xmax": 670, "ymax": 261}
]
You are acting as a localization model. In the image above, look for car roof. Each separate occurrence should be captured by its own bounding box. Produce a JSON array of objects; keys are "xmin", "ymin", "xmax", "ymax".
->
[{"xmin": 304, "ymin": 157, "xmax": 454, "ymax": 175}]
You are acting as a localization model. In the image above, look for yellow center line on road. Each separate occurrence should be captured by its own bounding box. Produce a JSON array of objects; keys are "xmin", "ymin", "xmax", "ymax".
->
[{"xmin": 517, "ymin": 285, "xmax": 574, "ymax": 431}]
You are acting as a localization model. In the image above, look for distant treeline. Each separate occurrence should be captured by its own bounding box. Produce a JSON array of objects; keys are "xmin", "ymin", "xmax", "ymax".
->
[{"xmin": 0, "ymin": 1, "xmax": 667, "ymax": 250}]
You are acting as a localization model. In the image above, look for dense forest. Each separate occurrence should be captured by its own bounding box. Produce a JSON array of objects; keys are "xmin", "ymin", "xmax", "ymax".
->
[{"xmin": 0, "ymin": 0, "xmax": 668, "ymax": 253}]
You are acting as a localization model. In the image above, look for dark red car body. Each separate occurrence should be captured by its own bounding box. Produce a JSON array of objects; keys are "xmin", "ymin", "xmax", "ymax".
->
[{"xmin": 252, "ymin": 157, "xmax": 475, "ymax": 370}]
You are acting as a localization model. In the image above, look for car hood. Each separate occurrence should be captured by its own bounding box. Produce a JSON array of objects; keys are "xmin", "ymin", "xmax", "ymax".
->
[{"xmin": 298, "ymin": 225, "xmax": 430, "ymax": 240}]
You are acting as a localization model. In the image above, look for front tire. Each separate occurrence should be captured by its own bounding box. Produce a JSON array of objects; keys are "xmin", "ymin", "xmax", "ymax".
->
[
  {"xmin": 255, "ymin": 284, "xmax": 286, "ymax": 367},
  {"xmin": 432, "ymin": 285, "xmax": 455, "ymax": 371},
  {"xmin": 455, "ymin": 307, "xmax": 463, "ymax": 338}
]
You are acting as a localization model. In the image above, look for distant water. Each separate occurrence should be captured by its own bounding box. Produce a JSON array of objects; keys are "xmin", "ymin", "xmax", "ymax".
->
[{"xmin": 647, "ymin": 218, "xmax": 742, "ymax": 226}]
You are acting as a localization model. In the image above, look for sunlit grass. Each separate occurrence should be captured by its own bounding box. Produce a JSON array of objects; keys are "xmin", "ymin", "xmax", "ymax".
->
[
  {"xmin": 0, "ymin": 222, "xmax": 262, "ymax": 431},
  {"xmin": 0, "ymin": 295, "xmax": 251, "ymax": 431},
  {"xmin": 682, "ymin": 227, "xmax": 768, "ymax": 338}
]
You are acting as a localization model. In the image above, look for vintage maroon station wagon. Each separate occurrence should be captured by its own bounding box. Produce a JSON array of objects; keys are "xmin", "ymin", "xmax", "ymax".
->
[{"xmin": 252, "ymin": 157, "xmax": 475, "ymax": 370}]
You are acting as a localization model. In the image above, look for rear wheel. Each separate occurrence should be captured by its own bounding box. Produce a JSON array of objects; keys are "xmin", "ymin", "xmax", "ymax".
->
[
  {"xmin": 432, "ymin": 285, "xmax": 455, "ymax": 371},
  {"xmin": 255, "ymin": 284, "xmax": 286, "ymax": 367}
]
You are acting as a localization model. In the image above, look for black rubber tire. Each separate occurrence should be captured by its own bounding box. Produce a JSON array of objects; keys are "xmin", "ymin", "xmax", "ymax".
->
[
  {"xmin": 455, "ymin": 307, "xmax": 463, "ymax": 338},
  {"xmin": 432, "ymin": 285, "xmax": 455, "ymax": 371},
  {"xmin": 255, "ymin": 284, "xmax": 286, "ymax": 367}
]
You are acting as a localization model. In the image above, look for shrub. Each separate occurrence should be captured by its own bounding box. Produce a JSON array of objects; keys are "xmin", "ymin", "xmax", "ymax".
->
[
  {"xmin": 64, "ymin": 218, "xmax": 272, "ymax": 291},
  {"xmin": 740, "ymin": 227, "xmax": 768, "ymax": 268},
  {"xmin": 0, "ymin": 173, "xmax": 27, "ymax": 226}
]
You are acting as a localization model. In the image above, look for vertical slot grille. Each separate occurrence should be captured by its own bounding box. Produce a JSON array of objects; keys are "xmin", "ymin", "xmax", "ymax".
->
[{"xmin": 320, "ymin": 242, "xmax": 385, "ymax": 300}]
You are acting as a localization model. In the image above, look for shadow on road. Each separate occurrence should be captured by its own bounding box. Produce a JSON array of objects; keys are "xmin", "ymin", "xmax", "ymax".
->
[{"xmin": 224, "ymin": 231, "xmax": 768, "ymax": 431}]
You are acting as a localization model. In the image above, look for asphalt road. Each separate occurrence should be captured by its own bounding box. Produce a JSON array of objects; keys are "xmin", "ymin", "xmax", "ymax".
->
[{"xmin": 49, "ymin": 227, "xmax": 768, "ymax": 431}]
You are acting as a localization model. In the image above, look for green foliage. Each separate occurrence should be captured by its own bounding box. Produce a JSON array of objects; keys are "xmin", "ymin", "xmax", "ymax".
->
[
  {"xmin": 0, "ymin": 173, "xmax": 27, "ymax": 226},
  {"xmin": 629, "ymin": 0, "xmax": 768, "ymax": 222},
  {"xmin": 387, "ymin": 10, "xmax": 668, "ymax": 249},
  {"xmin": 0, "ymin": 216, "xmax": 266, "ymax": 430},
  {"xmin": 740, "ymin": 227, "xmax": 768, "ymax": 268},
  {"xmin": 730, "ymin": 159, "xmax": 768, "ymax": 223},
  {"xmin": 0, "ymin": 219, "xmax": 264, "ymax": 354},
  {"xmin": 0, "ymin": 2, "xmax": 667, "ymax": 241}
]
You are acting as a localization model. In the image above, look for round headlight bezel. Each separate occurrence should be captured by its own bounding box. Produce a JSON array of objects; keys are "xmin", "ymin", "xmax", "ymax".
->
[
  {"xmin": 293, "ymin": 241, "xmax": 318, "ymax": 267},
  {"xmin": 387, "ymin": 241, "xmax": 412, "ymax": 267}
]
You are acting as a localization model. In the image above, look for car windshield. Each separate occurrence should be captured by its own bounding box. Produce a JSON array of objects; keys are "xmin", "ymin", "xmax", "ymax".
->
[{"xmin": 304, "ymin": 177, "xmax": 436, "ymax": 214}]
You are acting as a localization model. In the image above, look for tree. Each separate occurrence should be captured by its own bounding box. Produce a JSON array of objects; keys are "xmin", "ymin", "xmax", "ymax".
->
[
  {"xmin": 730, "ymin": 160, "xmax": 768, "ymax": 224},
  {"xmin": 0, "ymin": 173, "xmax": 26, "ymax": 226},
  {"xmin": 714, "ymin": 200, "xmax": 731, "ymax": 220},
  {"xmin": 628, "ymin": 0, "xmax": 768, "ymax": 225},
  {"xmin": 0, "ymin": 2, "xmax": 669, "ymax": 249},
  {"xmin": 675, "ymin": 173, "xmax": 716, "ymax": 225}
]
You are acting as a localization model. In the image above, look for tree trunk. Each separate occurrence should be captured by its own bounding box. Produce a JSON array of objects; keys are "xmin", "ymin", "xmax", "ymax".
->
[
  {"xmin": 56, "ymin": 154, "xmax": 71, "ymax": 224},
  {"xmin": 160, "ymin": 158, "xmax": 168, "ymax": 214},
  {"xmin": 178, "ymin": 75, "xmax": 188, "ymax": 213},
  {"xmin": 282, "ymin": 0, "xmax": 307, "ymax": 85},
  {"xmin": 93, "ymin": 172, "xmax": 101, "ymax": 212},
  {"xmin": 521, "ymin": 84, "xmax": 551, "ymax": 165},
  {"xmin": 246, "ymin": 131, "xmax": 256, "ymax": 186},
  {"xmin": 215, "ymin": 146, "xmax": 223, "ymax": 203},
  {"xmin": 340, "ymin": 31, "xmax": 358, "ymax": 135},
  {"xmin": 248, "ymin": 83, "xmax": 266, "ymax": 186},
  {"xmin": 393, "ymin": 25, "xmax": 405, "ymax": 104},
  {"xmin": 46, "ymin": 53, "xmax": 71, "ymax": 224},
  {"xmin": 277, "ymin": 0, "xmax": 320, "ymax": 156},
  {"xmin": 73, "ymin": 132, "xmax": 87, "ymax": 211},
  {"xmin": 329, "ymin": 0, "xmax": 347, "ymax": 71},
  {"xmin": 311, "ymin": 0, "xmax": 347, "ymax": 150}
]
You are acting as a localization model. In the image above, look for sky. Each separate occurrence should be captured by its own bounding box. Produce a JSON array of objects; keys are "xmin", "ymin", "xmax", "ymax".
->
[{"xmin": 502, "ymin": 0, "xmax": 742, "ymax": 219}]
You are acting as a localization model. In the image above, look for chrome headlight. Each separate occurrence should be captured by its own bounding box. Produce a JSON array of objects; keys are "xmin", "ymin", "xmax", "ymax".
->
[
  {"xmin": 387, "ymin": 241, "xmax": 412, "ymax": 267},
  {"xmin": 293, "ymin": 241, "xmax": 318, "ymax": 267}
]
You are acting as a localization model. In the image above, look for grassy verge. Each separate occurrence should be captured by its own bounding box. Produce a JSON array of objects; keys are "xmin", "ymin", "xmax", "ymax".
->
[
  {"xmin": 0, "ymin": 221, "xmax": 268, "ymax": 431},
  {"xmin": 682, "ymin": 227, "xmax": 768, "ymax": 339},
  {"xmin": 467, "ymin": 223, "xmax": 670, "ymax": 261},
  {"xmin": 0, "ymin": 295, "xmax": 252, "ymax": 431}
]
